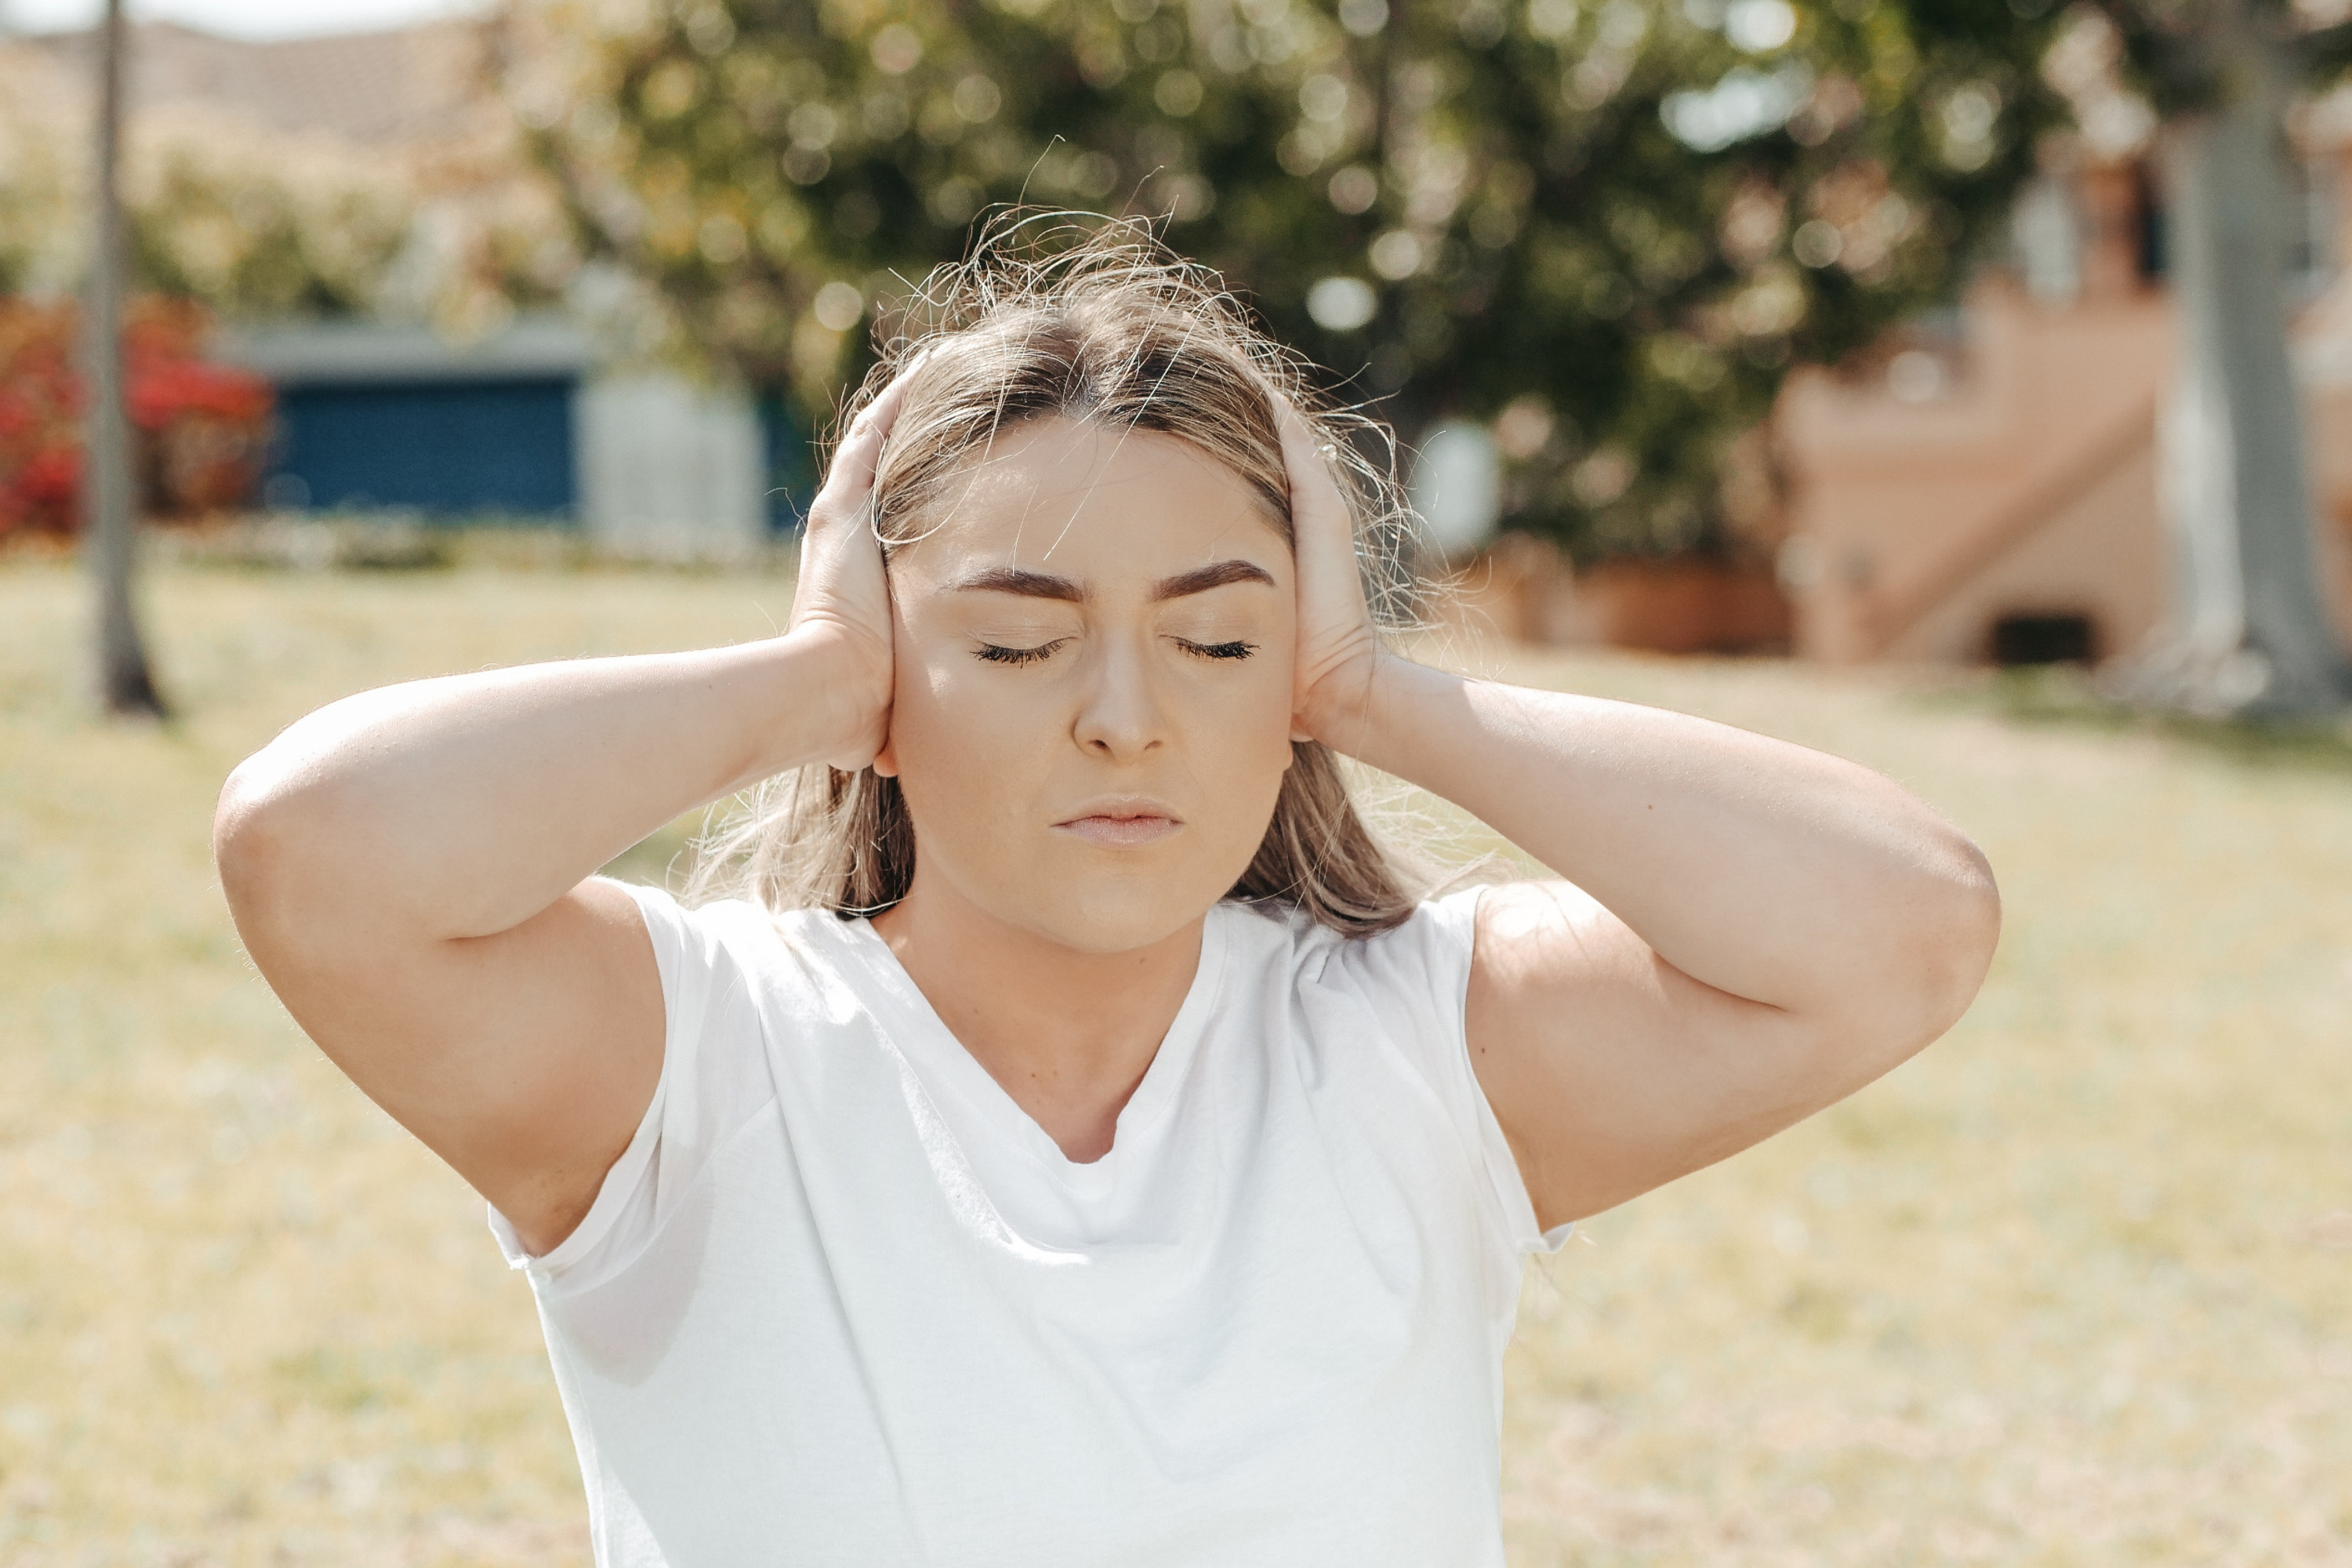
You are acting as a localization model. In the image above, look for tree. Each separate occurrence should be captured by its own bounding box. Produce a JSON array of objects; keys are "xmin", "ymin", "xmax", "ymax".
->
[
  {"xmin": 2089, "ymin": 0, "xmax": 2352, "ymax": 714},
  {"xmin": 85, "ymin": 0, "xmax": 165, "ymax": 720},
  {"xmin": 513, "ymin": 0, "xmax": 2062, "ymax": 559}
]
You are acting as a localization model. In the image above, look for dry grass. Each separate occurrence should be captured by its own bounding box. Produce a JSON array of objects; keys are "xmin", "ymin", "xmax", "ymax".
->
[{"xmin": 0, "ymin": 557, "xmax": 2346, "ymax": 1565}]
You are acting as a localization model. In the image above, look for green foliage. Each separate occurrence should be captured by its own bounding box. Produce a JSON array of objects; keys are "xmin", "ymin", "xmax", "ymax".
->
[
  {"xmin": 0, "ymin": 53, "xmax": 85, "ymax": 297},
  {"xmin": 124, "ymin": 143, "xmax": 416, "ymax": 319},
  {"xmin": 0, "ymin": 50, "xmax": 412, "ymax": 317},
  {"xmin": 0, "ymin": 42, "xmax": 577, "ymax": 336},
  {"xmin": 2074, "ymin": 0, "xmax": 2352, "ymax": 115},
  {"xmin": 518, "ymin": 0, "xmax": 2064, "ymax": 557}
]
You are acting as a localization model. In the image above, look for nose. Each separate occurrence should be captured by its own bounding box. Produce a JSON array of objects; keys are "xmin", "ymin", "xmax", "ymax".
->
[{"xmin": 1072, "ymin": 633, "xmax": 1168, "ymax": 762}]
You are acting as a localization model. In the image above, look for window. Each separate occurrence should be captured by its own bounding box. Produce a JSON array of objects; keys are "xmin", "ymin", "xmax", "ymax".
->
[{"xmin": 1989, "ymin": 612, "xmax": 2098, "ymax": 666}]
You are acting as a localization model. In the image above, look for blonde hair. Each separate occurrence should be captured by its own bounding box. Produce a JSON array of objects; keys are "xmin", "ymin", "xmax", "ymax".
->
[{"xmin": 688, "ymin": 215, "xmax": 1428, "ymax": 936}]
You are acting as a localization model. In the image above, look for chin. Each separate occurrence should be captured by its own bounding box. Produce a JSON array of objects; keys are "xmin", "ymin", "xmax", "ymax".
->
[{"xmin": 999, "ymin": 852, "xmax": 1240, "ymax": 956}]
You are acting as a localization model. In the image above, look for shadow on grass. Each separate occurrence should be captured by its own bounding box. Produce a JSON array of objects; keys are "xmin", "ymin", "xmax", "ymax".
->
[{"xmin": 1911, "ymin": 665, "xmax": 2352, "ymax": 779}]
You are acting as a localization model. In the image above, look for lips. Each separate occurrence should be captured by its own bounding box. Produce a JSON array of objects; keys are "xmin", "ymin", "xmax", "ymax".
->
[{"xmin": 1053, "ymin": 800, "xmax": 1182, "ymax": 848}]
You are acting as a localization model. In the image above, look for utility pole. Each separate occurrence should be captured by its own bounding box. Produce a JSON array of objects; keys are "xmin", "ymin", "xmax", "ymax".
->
[{"xmin": 86, "ymin": 0, "xmax": 166, "ymax": 718}]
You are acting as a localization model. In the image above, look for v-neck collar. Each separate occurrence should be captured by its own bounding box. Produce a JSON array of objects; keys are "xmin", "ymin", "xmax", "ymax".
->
[{"xmin": 836, "ymin": 904, "xmax": 1232, "ymax": 1178}]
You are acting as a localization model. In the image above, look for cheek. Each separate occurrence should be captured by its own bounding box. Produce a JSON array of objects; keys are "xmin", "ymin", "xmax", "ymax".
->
[
  {"xmin": 1201, "ymin": 700, "xmax": 1296, "ymax": 860},
  {"xmin": 886, "ymin": 623, "xmax": 1047, "ymax": 791},
  {"xmin": 883, "ymin": 623, "xmax": 1097, "ymax": 916},
  {"xmin": 1149, "ymin": 658, "xmax": 1296, "ymax": 873},
  {"xmin": 1184, "ymin": 671, "xmax": 1294, "ymax": 780}
]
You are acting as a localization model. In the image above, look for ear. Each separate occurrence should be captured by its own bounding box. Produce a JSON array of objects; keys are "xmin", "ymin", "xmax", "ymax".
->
[{"xmin": 871, "ymin": 733, "xmax": 900, "ymax": 779}]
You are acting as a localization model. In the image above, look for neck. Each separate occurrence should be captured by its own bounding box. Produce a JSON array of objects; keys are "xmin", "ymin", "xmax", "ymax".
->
[{"xmin": 869, "ymin": 873, "xmax": 1206, "ymax": 1164}]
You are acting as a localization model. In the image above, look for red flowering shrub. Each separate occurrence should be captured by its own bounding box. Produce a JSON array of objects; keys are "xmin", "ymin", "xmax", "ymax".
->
[
  {"xmin": 0, "ymin": 300, "xmax": 82, "ymax": 535},
  {"xmin": 0, "ymin": 296, "xmax": 274, "ymax": 539}
]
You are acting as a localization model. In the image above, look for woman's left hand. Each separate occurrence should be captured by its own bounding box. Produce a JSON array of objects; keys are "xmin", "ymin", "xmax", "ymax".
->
[{"xmin": 1275, "ymin": 397, "xmax": 1388, "ymax": 750}]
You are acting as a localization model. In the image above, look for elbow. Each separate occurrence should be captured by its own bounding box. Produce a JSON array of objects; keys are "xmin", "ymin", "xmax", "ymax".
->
[
  {"xmin": 1805, "ymin": 827, "xmax": 2000, "ymax": 1091},
  {"xmin": 1900, "ymin": 829, "xmax": 2002, "ymax": 1050},
  {"xmin": 212, "ymin": 751, "xmax": 333, "ymax": 938},
  {"xmin": 213, "ymin": 756, "xmax": 289, "ymax": 924}
]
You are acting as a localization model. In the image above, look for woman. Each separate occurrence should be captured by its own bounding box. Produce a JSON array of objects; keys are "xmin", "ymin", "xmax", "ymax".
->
[{"xmin": 215, "ymin": 233, "xmax": 1999, "ymax": 1566}]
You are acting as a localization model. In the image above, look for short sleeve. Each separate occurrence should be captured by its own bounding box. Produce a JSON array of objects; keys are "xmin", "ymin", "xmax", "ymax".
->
[
  {"xmin": 486, "ymin": 880, "xmax": 781, "ymax": 1286},
  {"xmin": 1331, "ymin": 884, "xmax": 1572, "ymax": 1258}
]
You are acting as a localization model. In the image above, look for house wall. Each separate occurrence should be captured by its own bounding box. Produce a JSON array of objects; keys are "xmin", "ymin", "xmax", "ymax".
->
[
  {"xmin": 222, "ymin": 318, "xmax": 779, "ymax": 550},
  {"xmin": 224, "ymin": 317, "xmax": 593, "ymax": 521},
  {"xmin": 575, "ymin": 374, "xmax": 771, "ymax": 559},
  {"xmin": 2298, "ymin": 285, "xmax": 2352, "ymax": 650},
  {"xmin": 1777, "ymin": 136, "xmax": 2352, "ymax": 673},
  {"xmin": 1778, "ymin": 284, "xmax": 2177, "ymax": 665},
  {"xmin": 274, "ymin": 377, "xmax": 576, "ymax": 517},
  {"xmin": 1887, "ymin": 436, "xmax": 2167, "ymax": 664},
  {"xmin": 2314, "ymin": 383, "xmax": 2352, "ymax": 653}
]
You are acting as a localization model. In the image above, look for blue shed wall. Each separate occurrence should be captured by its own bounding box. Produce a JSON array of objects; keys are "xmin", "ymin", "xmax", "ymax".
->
[
  {"xmin": 271, "ymin": 378, "xmax": 577, "ymax": 517},
  {"xmin": 757, "ymin": 393, "xmax": 816, "ymax": 535}
]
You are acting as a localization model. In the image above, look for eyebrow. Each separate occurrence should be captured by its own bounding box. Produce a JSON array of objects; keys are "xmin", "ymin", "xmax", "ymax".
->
[
  {"xmin": 1154, "ymin": 559, "xmax": 1277, "ymax": 600},
  {"xmin": 949, "ymin": 560, "xmax": 1276, "ymax": 604},
  {"xmin": 951, "ymin": 565, "xmax": 1085, "ymax": 602}
]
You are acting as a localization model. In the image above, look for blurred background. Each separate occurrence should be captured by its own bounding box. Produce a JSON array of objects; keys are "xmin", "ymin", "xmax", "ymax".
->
[{"xmin": 1, "ymin": 0, "xmax": 2347, "ymax": 1562}]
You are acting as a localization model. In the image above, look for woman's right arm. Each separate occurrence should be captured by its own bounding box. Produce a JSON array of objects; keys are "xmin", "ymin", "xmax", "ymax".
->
[{"xmin": 213, "ymin": 377, "xmax": 907, "ymax": 1257}]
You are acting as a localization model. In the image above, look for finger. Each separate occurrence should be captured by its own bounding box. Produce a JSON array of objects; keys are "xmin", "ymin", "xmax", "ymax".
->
[
  {"xmin": 815, "ymin": 354, "xmax": 927, "ymax": 516},
  {"xmin": 1279, "ymin": 399, "xmax": 1355, "ymax": 552},
  {"xmin": 1270, "ymin": 392, "xmax": 1345, "ymax": 495},
  {"xmin": 791, "ymin": 358, "xmax": 927, "ymax": 636}
]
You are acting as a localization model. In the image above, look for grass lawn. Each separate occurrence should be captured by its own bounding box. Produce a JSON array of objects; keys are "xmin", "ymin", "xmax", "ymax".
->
[{"xmin": 1, "ymin": 557, "xmax": 2347, "ymax": 1565}]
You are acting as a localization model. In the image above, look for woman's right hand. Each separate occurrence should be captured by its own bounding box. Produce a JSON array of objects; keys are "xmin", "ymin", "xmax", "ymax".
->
[{"xmin": 787, "ymin": 366, "xmax": 920, "ymax": 771}]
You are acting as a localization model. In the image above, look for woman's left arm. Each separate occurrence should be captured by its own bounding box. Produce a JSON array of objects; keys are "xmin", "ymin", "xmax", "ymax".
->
[{"xmin": 1280, "ymin": 409, "xmax": 2002, "ymax": 1229}]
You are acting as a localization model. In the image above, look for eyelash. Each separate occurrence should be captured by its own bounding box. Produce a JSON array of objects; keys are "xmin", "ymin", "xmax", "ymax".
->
[
  {"xmin": 975, "ymin": 640, "xmax": 1066, "ymax": 666},
  {"xmin": 1177, "ymin": 638, "xmax": 1257, "ymax": 661},
  {"xmin": 972, "ymin": 638, "xmax": 1258, "ymax": 665}
]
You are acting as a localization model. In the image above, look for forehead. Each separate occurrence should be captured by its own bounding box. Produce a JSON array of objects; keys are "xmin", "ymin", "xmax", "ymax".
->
[{"xmin": 895, "ymin": 415, "xmax": 1285, "ymax": 581}]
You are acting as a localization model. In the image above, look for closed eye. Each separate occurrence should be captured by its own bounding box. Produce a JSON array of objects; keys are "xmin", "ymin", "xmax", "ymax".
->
[
  {"xmin": 1174, "ymin": 637, "xmax": 1257, "ymax": 661},
  {"xmin": 975, "ymin": 640, "xmax": 1068, "ymax": 666}
]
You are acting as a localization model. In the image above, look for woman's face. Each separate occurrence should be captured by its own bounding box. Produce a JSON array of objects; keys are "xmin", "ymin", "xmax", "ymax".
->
[{"xmin": 877, "ymin": 415, "xmax": 1298, "ymax": 955}]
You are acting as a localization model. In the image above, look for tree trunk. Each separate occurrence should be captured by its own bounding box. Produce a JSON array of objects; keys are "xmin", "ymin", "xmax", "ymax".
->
[
  {"xmin": 2136, "ymin": 11, "xmax": 2349, "ymax": 715},
  {"xmin": 86, "ymin": 0, "xmax": 165, "ymax": 719}
]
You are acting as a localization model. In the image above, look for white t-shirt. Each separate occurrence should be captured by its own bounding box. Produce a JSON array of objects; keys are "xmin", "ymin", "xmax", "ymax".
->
[{"xmin": 490, "ymin": 880, "xmax": 1568, "ymax": 1567}]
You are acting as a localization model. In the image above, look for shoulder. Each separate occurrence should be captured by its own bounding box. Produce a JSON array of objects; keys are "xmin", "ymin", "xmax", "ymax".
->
[
  {"xmin": 1294, "ymin": 881, "xmax": 1491, "ymax": 975},
  {"xmin": 605, "ymin": 880, "xmax": 851, "ymax": 970},
  {"xmin": 1229, "ymin": 886, "xmax": 1572, "ymax": 1255},
  {"xmin": 1220, "ymin": 884, "xmax": 1494, "ymax": 1031}
]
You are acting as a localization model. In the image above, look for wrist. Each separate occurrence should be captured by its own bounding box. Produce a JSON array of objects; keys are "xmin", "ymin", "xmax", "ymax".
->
[
  {"xmin": 722, "ymin": 626, "xmax": 888, "ymax": 778},
  {"xmin": 1296, "ymin": 646, "xmax": 1395, "ymax": 756},
  {"xmin": 791, "ymin": 623, "xmax": 894, "ymax": 768}
]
